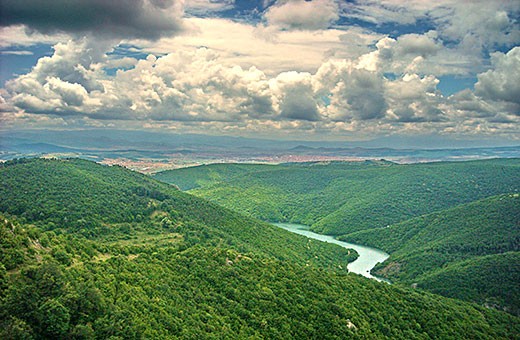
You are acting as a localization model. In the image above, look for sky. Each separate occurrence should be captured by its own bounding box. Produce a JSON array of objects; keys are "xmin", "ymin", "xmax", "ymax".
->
[{"xmin": 0, "ymin": 0, "xmax": 519, "ymax": 144}]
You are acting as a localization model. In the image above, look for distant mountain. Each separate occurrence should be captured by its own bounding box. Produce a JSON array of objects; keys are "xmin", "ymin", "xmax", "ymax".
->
[{"xmin": 0, "ymin": 129, "xmax": 520, "ymax": 156}]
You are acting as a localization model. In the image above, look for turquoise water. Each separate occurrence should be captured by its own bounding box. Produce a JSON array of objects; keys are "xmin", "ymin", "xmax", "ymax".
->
[{"xmin": 274, "ymin": 223, "xmax": 390, "ymax": 283}]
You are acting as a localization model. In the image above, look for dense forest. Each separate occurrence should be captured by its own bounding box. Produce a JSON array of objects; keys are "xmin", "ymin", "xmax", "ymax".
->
[
  {"xmin": 343, "ymin": 194, "xmax": 520, "ymax": 314},
  {"xmin": 156, "ymin": 159, "xmax": 520, "ymax": 235},
  {"xmin": 2, "ymin": 158, "xmax": 519, "ymax": 338},
  {"xmin": 154, "ymin": 159, "xmax": 520, "ymax": 315}
]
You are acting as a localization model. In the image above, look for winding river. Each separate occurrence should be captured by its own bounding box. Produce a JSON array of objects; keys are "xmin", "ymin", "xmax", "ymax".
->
[{"xmin": 274, "ymin": 223, "xmax": 390, "ymax": 283}]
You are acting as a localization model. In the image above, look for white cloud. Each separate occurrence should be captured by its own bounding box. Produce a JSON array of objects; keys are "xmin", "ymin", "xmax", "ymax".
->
[
  {"xmin": 0, "ymin": 25, "xmax": 69, "ymax": 48},
  {"xmin": 271, "ymin": 71, "xmax": 319, "ymax": 121},
  {"xmin": 342, "ymin": 0, "xmax": 520, "ymax": 65},
  {"xmin": 184, "ymin": 0, "xmax": 236, "ymax": 14},
  {"xmin": 1, "ymin": 50, "xmax": 33, "ymax": 56},
  {"xmin": 2, "ymin": 30, "xmax": 519, "ymax": 140},
  {"xmin": 134, "ymin": 18, "xmax": 381, "ymax": 76},
  {"xmin": 314, "ymin": 59, "xmax": 386, "ymax": 121},
  {"xmin": 475, "ymin": 47, "xmax": 520, "ymax": 106},
  {"xmin": 264, "ymin": 0, "xmax": 339, "ymax": 30},
  {"xmin": 385, "ymin": 73, "xmax": 444, "ymax": 122}
]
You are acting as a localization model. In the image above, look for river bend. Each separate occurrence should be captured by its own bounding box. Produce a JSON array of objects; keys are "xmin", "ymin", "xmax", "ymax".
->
[{"xmin": 274, "ymin": 223, "xmax": 390, "ymax": 283}]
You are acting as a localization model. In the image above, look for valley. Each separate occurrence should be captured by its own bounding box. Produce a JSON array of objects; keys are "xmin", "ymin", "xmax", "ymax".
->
[
  {"xmin": 1, "ymin": 158, "xmax": 519, "ymax": 338},
  {"xmin": 273, "ymin": 223, "xmax": 389, "ymax": 282},
  {"xmin": 156, "ymin": 158, "xmax": 520, "ymax": 316}
]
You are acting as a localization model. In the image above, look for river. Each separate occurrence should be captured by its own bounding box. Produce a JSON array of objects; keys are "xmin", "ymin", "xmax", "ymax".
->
[{"xmin": 273, "ymin": 223, "xmax": 390, "ymax": 283}]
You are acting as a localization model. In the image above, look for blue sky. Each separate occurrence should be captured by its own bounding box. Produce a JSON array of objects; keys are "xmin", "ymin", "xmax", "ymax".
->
[{"xmin": 0, "ymin": 0, "xmax": 518, "ymax": 144}]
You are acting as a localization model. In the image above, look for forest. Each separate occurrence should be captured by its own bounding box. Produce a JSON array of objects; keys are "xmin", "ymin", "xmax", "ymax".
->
[
  {"xmin": 155, "ymin": 159, "xmax": 520, "ymax": 315},
  {"xmin": 1, "ymin": 158, "xmax": 519, "ymax": 338}
]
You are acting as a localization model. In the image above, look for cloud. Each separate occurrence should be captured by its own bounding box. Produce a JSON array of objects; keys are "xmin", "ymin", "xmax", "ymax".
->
[
  {"xmin": 264, "ymin": 0, "xmax": 339, "ymax": 30},
  {"xmin": 135, "ymin": 18, "xmax": 380, "ymax": 76},
  {"xmin": 0, "ymin": 0, "xmax": 186, "ymax": 40},
  {"xmin": 448, "ymin": 89, "xmax": 495, "ymax": 117},
  {"xmin": 272, "ymin": 72, "xmax": 320, "ymax": 121},
  {"xmin": 433, "ymin": 3, "xmax": 520, "ymax": 48},
  {"xmin": 314, "ymin": 60, "xmax": 386, "ymax": 121},
  {"xmin": 1, "ymin": 50, "xmax": 34, "ymax": 56},
  {"xmin": 2, "ymin": 34, "xmax": 519, "ymax": 140},
  {"xmin": 0, "ymin": 25, "xmax": 69, "ymax": 48},
  {"xmin": 341, "ymin": 1, "xmax": 520, "ymax": 63},
  {"xmin": 475, "ymin": 47, "xmax": 520, "ymax": 106},
  {"xmin": 385, "ymin": 73, "xmax": 444, "ymax": 122},
  {"xmin": 184, "ymin": 0, "xmax": 236, "ymax": 14},
  {"xmin": 394, "ymin": 33, "xmax": 441, "ymax": 58}
]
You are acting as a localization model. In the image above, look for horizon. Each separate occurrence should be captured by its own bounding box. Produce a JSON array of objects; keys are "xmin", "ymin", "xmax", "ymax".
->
[{"xmin": 1, "ymin": 1, "xmax": 519, "ymax": 145}]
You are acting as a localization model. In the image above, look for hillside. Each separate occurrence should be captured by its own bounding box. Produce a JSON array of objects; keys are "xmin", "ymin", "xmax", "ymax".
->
[
  {"xmin": 153, "ymin": 163, "xmax": 277, "ymax": 191},
  {"xmin": 0, "ymin": 158, "xmax": 356, "ymax": 269},
  {"xmin": 1, "ymin": 158, "xmax": 519, "ymax": 338},
  {"xmin": 342, "ymin": 194, "xmax": 520, "ymax": 314},
  {"xmin": 156, "ymin": 159, "xmax": 520, "ymax": 235},
  {"xmin": 155, "ymin": 159, "xmax": 520, "ymax": 315}
]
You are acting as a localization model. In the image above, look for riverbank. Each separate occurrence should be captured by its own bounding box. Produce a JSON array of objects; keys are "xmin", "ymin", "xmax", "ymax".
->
[{"xmin": 273, "ymin": 223, "xmax": 390, "ymax": 283}]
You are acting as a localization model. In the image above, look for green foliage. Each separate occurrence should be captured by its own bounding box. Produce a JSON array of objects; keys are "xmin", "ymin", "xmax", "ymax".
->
[
  {"xmin": 0, "ymin": 158, "xmax": 355, "ymax": 270},
  {"xmin": 155, "ymin": 159, "xmax": 520, "ymax": 315},
  {"xmin": 416, "ymin": 252, "xmax": 520, "ymax": 316},
  {"xmin": 159, "ymin": 159, "xmax": 520, "ymax": 235},
  {"xmin": 153, "ymin": 163, "xmax": 277, "ymax": 190},
  {"xmin": 343, "ymin": 194, "xmax": 520, "ymax": 314},
  {"xmin": 2, "ymin": 228, "xmax": 519, "ymax": 339},
  {"xmin": 1, "ymin": 158, "xmax": 519, "ymax": 338}
]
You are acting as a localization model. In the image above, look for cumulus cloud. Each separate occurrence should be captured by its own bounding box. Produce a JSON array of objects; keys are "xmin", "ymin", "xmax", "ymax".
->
[
  {"xmin": 385, "ymin": 74, "xmax": 444, "ymax": 122},
  {"xmin": 475, "ymin": 47, "xmax": 520, "ymax": 106},
  {"xmin": 314, "ymin": 60, "xmax": 386, "ymax": 121},
  {"xmin": 264, "ymin": 0, "xmax": 339, "ymax": 30},
  {"xmin": 2, "ymin": 34, "xmax": 519, "ymax": 139},
  {"xmin": 272, "ymin": 72, "xmax": 319, "ymax": 121},
  {"xmin": 0, "ymin": 0, "xmax": 186, "ymax": 40},
  {"xmin": 434, "ymin": 3, "xmax": 520, "ymax": 48},
  {"xmin": 342, "ymin": 0, "xmax": 520, "ymax": 40}
]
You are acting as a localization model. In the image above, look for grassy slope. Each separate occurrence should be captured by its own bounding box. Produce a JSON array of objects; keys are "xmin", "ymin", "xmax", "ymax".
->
[
  {"xmin": 342, "ymin": 194, "xmax": 520, "ymax": 314},
  {"xmin": 1, "ymin": 158, "xmax": 519, "ymax": 338}
]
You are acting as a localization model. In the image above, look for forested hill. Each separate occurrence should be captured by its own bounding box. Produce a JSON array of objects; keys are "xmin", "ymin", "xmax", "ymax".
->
[
  {"xmin": 343, "ymin": 193, "xmax": 520, "ymax": 315},
  {"xmin": 0, "ymin": 158, "xmax": 356, "ymax": 269},
  {"xmin": 153, "ymin": 163, "xmax": 277, "ymax": 191},
  {"xmin": 154, "ymin": 159, "xmax": 520, "ymax": 315},
  {"xmin": 156, "ymin": 159, "xmax": 520, "ymax": 235},
  {"xmin": 1, "ymin": 158, "xmax": 519, "ymax": 338}
]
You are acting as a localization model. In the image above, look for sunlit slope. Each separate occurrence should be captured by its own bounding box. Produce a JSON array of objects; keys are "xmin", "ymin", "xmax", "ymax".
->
[
  {"xmin": 157, "ymin": 159, "xmax": 520, "ymax": 235},
  {"xmin": 343, "ymin": 193, "xmax": 520, "ymax": 314},
  {"xmin": 153, "ymin": 163, "xmax": 277, "ymax": 190},
  {"xmin": 0, "ymin": 158, "xmax": 356, "ymax": 269}
]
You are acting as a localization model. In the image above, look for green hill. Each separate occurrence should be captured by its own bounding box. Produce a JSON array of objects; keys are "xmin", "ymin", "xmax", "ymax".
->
[
  {"xmin": 154, "ymin": 159, "xmax": 520, "ymax": 315},
  {"xmin": 153, "ymin": 163, "xmax": 276, "ymax": 191},
  {"xmin": 0, "ymin": 158, "xmax": 356, "ymax": 269},
  {"xmin": 156, "ymin": 159, "xmax": 520, "ymax": 235},
  {"xmin": 1, "ymin": 158, "xmax": 519, "ymax": 338},
  {"xmin": 416, "ymin": 252, "xmax": 520, "ymax": 315},
  {"xmin": 341, "ymin": 193, "xmax": 520, "ymax": 314}
]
